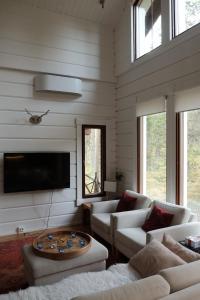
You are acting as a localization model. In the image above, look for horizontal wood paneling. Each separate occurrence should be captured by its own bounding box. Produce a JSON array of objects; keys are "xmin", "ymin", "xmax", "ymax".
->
[
  {"xmin": 0, "ymin": 0, "xmax": 115, "ymax": 82},
  {"xmin": 0, "ymin": 69, "xmax": 116, "ymax": 236}
]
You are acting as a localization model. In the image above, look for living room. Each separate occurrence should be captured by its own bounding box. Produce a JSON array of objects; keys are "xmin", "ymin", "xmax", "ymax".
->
[{"xmin": 0, "ymin": 0, "xmax": 200, "ymax": 299}]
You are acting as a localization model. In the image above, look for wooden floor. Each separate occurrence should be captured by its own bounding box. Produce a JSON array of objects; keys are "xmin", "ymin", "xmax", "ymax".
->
[{"xmin": 0, "ymin": 225, "xmax": 88, "ymax": 243}]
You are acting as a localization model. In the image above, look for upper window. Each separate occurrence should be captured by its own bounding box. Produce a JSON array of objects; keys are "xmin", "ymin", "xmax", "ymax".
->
[
  {"xmin": 173, "ymin": 0, "xmax": 200, "ymax": 36},
  {"xmin": 82, "ymin": 125, "xmax": 106, "ymax": 198},
  {"xmin": 134, "ymin": 0, "xmax": 162, "ymax": 58}
]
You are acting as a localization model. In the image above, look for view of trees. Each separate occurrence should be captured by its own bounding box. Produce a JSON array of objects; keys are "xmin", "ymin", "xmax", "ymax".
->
[
  {"xmin": 146, "ymin": 112, "xmax": 166, "ymax": 201},
  {"xmin": 84, "ymin": 128, "xmax": 102, "ymax": 195},
  {"xmin": 187, "ymin": 110, "xmax": 200, "ymax": 214},
  {"xmin": 176, "ymin": 0, "xmax": 200, "ymax": 34}
]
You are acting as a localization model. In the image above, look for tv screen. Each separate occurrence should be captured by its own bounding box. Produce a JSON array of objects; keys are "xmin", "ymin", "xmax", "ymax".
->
[{"xmin": 4, "ymin": 152, "xmax": 70, "ymax": 193}]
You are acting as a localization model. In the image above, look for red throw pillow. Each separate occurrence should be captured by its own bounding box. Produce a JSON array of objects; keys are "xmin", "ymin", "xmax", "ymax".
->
[
  {"xmin": 116, "ymin": 192, "xmax": 137, "ymax": 212},
  {"xmin": 142, "ymin": 205, "xmax": 174, "ymax": 232}
]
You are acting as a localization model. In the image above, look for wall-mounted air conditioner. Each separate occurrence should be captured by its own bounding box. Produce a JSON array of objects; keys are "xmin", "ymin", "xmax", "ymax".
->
[{"xmin": 34, "ymin": 75, "xmax": 82, "ymax": 96}]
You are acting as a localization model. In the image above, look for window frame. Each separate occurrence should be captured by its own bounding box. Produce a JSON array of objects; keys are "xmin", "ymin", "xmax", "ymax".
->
[
  {"xmin": 76, "ymin": 118, "xmax": 113, "ymax": 206},
  {"xmin": 171, "ymin": 0, "xmax": 200, "ymax": 39},
  {"xmin": 137, "ymin": 112, "xmax": 167, "ymax": 200},
  {"xmin": 133, "ymin": 0, "xmax": 163, "ymax": 60},
  {"xmin": 82, "ymin": 124, "xmax": 106, "ymax": 199}
]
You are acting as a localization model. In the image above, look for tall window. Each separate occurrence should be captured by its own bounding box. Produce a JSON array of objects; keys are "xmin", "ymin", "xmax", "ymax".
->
[
  {"xmin": 138, "ymin": 112, "xmax": 166, "ymax": 200},
  {"xmin": 177, "ymin": 110, "xmax": 200, "ymax": 217},
  {"xmin": 172, "ymin": 0, "xmax": 200, "ymax": 36},
  {"xmin": 82, "ymin": 125, "xmax": 106, "ymax": 198},
  {"xmin": 134, "ymin": 0, "xmax": 162, "ymax": 58}
]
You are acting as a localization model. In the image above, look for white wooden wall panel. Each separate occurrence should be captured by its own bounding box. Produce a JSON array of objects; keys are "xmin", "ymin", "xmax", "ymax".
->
[
  {"xmin": 115, "ymin": 6, "xmax": 200, "ymax": 197},
  {"xmin": 0, "ymin": 69, "xmax": 115, "ymax": 235},
  {"xmin": 0, "ymin": 0, "xmax": 114, "ymax": 82}
]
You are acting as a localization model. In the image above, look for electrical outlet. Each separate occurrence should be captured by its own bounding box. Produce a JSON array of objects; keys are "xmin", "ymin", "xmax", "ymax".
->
[{"xmin": 17, "ymin": 226, "xmax": 24, "ymax": 233}]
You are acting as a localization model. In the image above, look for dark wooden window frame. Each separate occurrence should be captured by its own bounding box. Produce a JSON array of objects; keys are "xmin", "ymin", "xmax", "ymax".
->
[
  {"xmin": 82, "ymin": 125, "xmax": 106, "ymax": 199},
  {"xmin": 137, "ymin": 116, "xmax": 141, "ymax": 193},
  {"xmin": 176, "ymin": 112, "xmax": 181, "ymax": 205}
]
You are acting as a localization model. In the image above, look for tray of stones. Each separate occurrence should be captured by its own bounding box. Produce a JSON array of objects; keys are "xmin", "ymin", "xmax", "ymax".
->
[{"xmin": 32, "ymin": 231, "xmax": 92, "ymax": 260}]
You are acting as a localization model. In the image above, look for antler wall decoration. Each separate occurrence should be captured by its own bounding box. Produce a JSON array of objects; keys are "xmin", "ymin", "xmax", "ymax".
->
[{"xmin": 25, "ymin": 109, "xmax": 50, "ymax": 125}]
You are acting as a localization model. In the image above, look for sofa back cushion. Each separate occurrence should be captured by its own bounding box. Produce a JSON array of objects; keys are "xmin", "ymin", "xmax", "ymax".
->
[
  {"xmin": 162, "ymin": 233, "xmax": 200, "ymax": 263},
  {"xmin": 159, "ymin": 260, "xmax": 200, "ymax": 293},
  {"xmin": 130, "ymin": 239, "xmax": 186, "ymax": 278},
  {"xmin": 142, "ymin": 205, "xmax": 174, "ymax": 232},
  {"xmin": 72, "ymin": 275, "xmax": 170, "ymax": 300},
  {"xmin": 151, "ymin": 201, "xmax": 191, "ymax": 225}
]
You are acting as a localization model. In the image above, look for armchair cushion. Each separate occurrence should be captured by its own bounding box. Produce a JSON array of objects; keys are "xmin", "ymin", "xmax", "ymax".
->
[
  {"xmin": 116, "ymin": 192, "xmax": 137, "ymax": 212},
  {"xmin": 129, "ymin": 239, "xmax": 186, "ymax": 278},
  {"xmin": 91, "ymin": 213, "xmax": 110, "ymax": 234},
  {"xmin": 162, "ymin": 233, "xmax": 200, "ymax": 263},
  {"xmin": 116, "ymin": 228, "xmax": 146, "ymax": 254},
  {"xmin": 142, "ymin": 205, "xmax": 174, "ymax": 232}
]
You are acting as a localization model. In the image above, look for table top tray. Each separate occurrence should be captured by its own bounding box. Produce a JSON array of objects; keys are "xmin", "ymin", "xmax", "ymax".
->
[{"xmin": 33, "ymin": 230, "xmax": 92, "ymax": 260}]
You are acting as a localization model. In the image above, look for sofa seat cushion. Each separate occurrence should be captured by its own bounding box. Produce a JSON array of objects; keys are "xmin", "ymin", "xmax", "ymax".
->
[
  {"xmin": 91, "ymin": 213, "xmax": 111, "ymax": 234},
  {"xmin": 115, "ymin": 228, "xmax": 146, "ymax": 254}
]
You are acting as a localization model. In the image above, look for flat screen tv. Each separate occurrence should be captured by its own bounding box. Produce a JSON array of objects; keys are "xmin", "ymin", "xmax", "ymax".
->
[{"xmin": 4, "ymin": 152, "xmax": 70, "ymax": 193}]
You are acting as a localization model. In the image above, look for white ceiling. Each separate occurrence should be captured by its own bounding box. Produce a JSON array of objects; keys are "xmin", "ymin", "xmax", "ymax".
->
[{"xmin": 19, "ymin": 0, "xmax": 129, "ymax": 26}]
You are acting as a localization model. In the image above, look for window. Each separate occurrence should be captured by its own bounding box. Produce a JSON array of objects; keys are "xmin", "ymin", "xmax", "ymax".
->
[
  {"xmin": 177, "ymin": 109, "xmax": 200, "ymax": 218},
  {"xmin": 134, "ymin": 0, "xmax": 162, "ymax": 58},
  {"xmin": 138, "ymin": 112, "xmax": 166, "ymax": 200},
  {"xmin": 173, "ymin": 0, "xmax": 200, "ymax": 36},
  {"xmin": 82, "ymin": 125, "xmax": 106, "ymax": 198}
]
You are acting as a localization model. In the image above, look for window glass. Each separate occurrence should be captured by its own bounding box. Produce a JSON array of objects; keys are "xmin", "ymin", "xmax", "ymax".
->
[
  {"xmin": 174, "ymin": 0, "xmax": 200, "ymax": 36},
  {"xmin": 82, "ymin": 126, "xmax": 106, "ymax": 198},
  {"xmin": 179, "ymin": 110, "xmax": 200, "ymax": 218},
  {"xmin": 136, "ymin": 0, "xmax": 162, "ymax": 58},
  {"xmin": 140, "ymin": 112, "xmax": 166, "ymax": 200}
]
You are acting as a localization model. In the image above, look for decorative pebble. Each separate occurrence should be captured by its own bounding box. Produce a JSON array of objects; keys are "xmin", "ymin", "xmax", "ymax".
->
[
  {"xmin": 37, "ymin": 243, "xmax": 43, "ymax": 250},
  {"xmin": 58, "ymin": 248, "xmax": 65, "ymax": 253},
  {"xmin": 79, "ymin": 239, "xmax": 85, "ymax": 247},
  {"xmin": 48, "ymin": 234, "xmax": 53, "ymax": 240},
  {"xmin": 71, "ymin": 232, "xmax": 76, "ymax": 238}
]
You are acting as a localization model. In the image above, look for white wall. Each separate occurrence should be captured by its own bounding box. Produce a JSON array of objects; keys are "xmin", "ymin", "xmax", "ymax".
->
[
  {"xmin": 115, "ymin": 4, "xmax": 200, "ymax": 202},
  {"xmin": 0, "ymin": 0, "xmax": 116, "ymax": 235}
]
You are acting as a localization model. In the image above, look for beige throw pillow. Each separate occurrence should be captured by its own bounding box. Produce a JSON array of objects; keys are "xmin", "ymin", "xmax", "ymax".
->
[
  {"xmin": 130, "ymin": 239, "xmax": 186, "ymax": 278},
  {"xmin": 162, "ymin": 233, "xmax": 200, "ymax": 263}
]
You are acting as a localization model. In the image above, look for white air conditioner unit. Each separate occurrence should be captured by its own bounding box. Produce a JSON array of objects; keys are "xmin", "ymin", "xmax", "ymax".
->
[{"xmin": 34, "ymin": 75, "xmax": 82, "ymax": 96}]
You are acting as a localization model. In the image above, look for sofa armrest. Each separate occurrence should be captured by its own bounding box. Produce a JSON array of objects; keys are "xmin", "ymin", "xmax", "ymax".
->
[
  {"xmin": 146, "ymin": 222, "xmax": 200, "ymax": 244},
  {"xmin": 111, "ymin": 208, "xmax": 150, "ymax": 230},
  {"xmin": 91, "ymin": 200, "xmax": 120, "ymax": 214}
]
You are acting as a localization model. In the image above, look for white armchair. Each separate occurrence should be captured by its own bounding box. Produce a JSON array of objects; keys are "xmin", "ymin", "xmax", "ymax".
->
[
  {"xmin": 91, "ymin": 190, "xmax": 151, "ymax": 244},
  {"xmin": 113, "ymin": 200, "xmax": 196, "ymax": 258}
]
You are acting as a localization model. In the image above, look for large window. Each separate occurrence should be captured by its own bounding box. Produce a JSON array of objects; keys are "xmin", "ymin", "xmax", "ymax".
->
[
  {"xmin": 82, "ymin": 125, "xmax": 106, "ymax": 198},
  {"xmin": 138, "ymin": 112, "xmax": 166, "ymax": 200},
  {"xmin": 177, "ymin": 109, "xmax": 200, "ymax": 217},
  {"xmin": 173, "ymin": 0, "xmax": 200, "ymax": 36},
  {"xmin": 134, "ymin": 0, "xmax": 162, "ymax": 58}
]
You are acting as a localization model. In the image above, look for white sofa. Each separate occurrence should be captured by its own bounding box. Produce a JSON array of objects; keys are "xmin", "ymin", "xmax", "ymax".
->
[
  {"xmin": 72, "ymin": 260, "xmax": 200, "ymax": 300},
  {"xmin": 91, "ymin": 190, "xmax": 151, "ymax": 244},
  {"xmin": 113, "ymin": 200, "xmax": 197, "ymax": 258}
]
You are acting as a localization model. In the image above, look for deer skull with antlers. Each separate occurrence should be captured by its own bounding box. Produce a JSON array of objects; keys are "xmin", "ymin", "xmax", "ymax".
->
[{"xmin": 25, "ymin": 109, "xmax": 50, "ymax": 124}]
